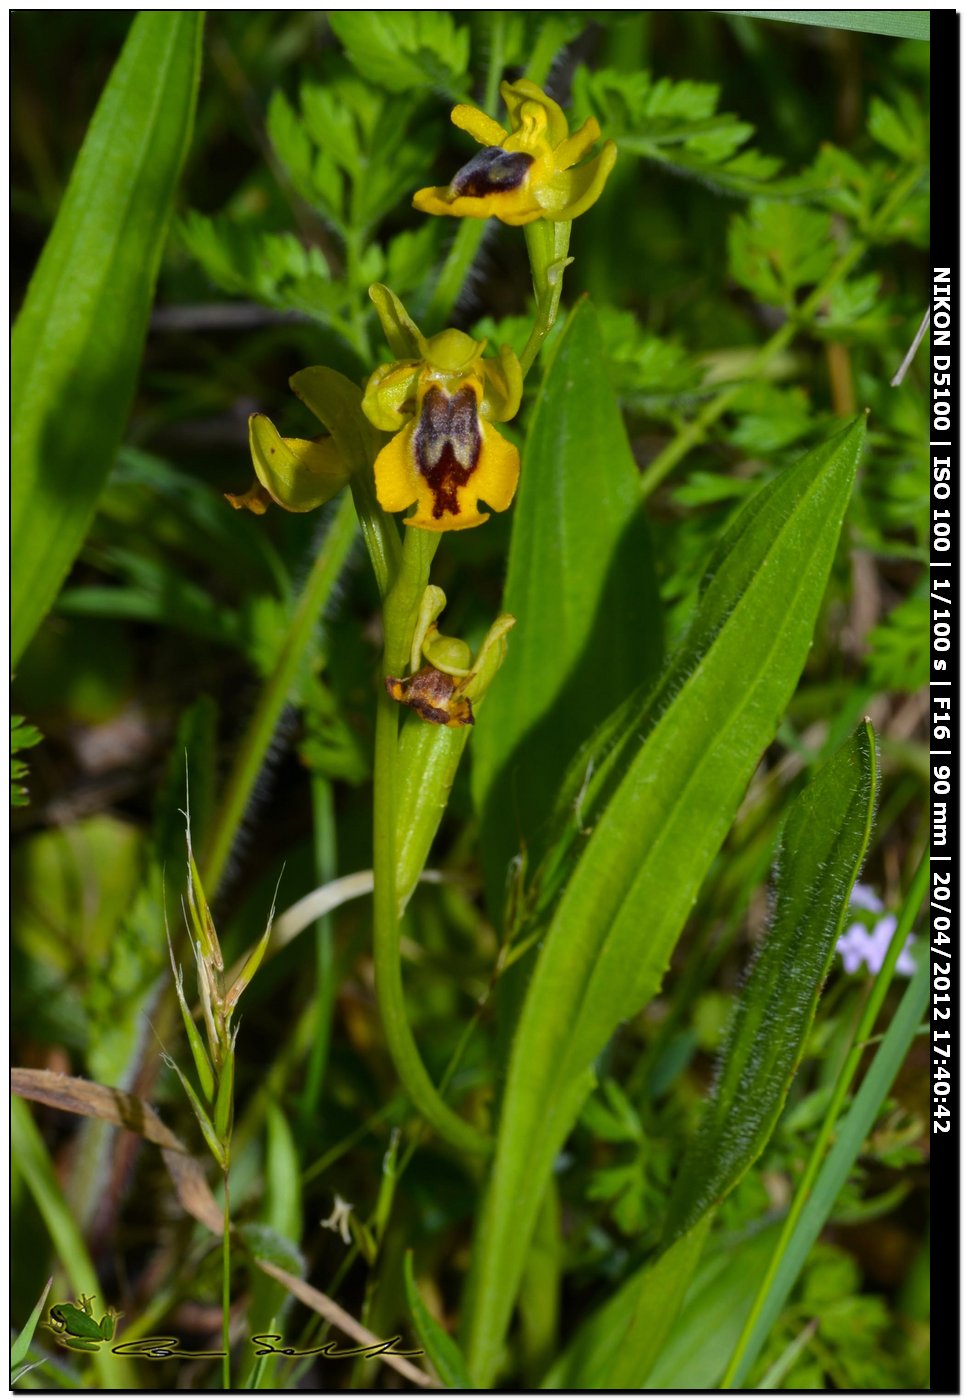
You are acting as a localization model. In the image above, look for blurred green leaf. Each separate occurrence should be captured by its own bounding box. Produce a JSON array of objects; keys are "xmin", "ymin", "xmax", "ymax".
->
[
  {"xmin": 328, "ymin": 12, "xmax": 470, "ymax": 96},
  {"xmin": 403, "ymin": 1252, "xmax": 470, "ymax": 1389},
  {"xmin": 11, "ymin": 12, "xmax": 204, "ymax": 666},
  {"xmin": 11, "ymin": 714, "xmax": 43, "ymax": 807},
  {"xmin": 573, "ymin": 65, "xmax": 784, "ymax": 196},
  {"xmin": 464, "ymin": 417, "xmax": 865, "ymax": 1386},
  {"xmin": 728, "ymin": 200, "xmax": 836, "ymax": 307}
]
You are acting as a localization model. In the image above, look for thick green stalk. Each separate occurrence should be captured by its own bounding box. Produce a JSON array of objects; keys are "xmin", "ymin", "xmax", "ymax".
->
[
  {"xmin": 721, "ymin": 846, "xmax": 929, "ymax": 1388},
  {"xmin": 372, "ymin": 531, "xmax": 491, "ymax": 1155},
  {"xmin": 638, "ymin": 164, "xmax": 927, "ymax": 498},
  {"xmin": 202, "ymin": 491, "xmax": 358, "ymax": 894}
]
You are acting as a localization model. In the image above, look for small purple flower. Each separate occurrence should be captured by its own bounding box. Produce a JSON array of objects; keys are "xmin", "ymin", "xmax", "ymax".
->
[{"xmin": 837, "ymin": 893, "xmax": 917, "ymax": 978}]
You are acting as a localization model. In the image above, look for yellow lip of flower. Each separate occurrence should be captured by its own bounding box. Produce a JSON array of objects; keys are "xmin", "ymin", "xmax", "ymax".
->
[
  {"xmin": 362, "ymin": 293, "xmax": 523, "ymax": 533},
  {"xmin": 412, "ymin": 77, "xmax": 617, "ymax": 227}
]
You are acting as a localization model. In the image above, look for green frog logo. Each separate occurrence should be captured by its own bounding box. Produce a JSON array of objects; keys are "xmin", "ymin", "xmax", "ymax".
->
[{"xmin": 44, "ymin": 1294, "xmax": 121, "ymax": 1353}]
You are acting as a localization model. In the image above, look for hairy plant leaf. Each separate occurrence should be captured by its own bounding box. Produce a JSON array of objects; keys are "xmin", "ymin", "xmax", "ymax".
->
[
  {"xmin": 666, "ymin": 721, "xmax": 878, "ymax": 1241},
  {"xmin": 472, "ymin": 298, "xmax": 663, "ymax": 905},
  {"xmin": 726, "ymin": 905, "xmax": 929, "ymax": 1385},
  {"xmin": 463, "ymin": 416, "xmax": 865, "ymax": 1386},
  {"xmin": 11, "ymin": 12, "xmax": 203, "ymax": 666}
]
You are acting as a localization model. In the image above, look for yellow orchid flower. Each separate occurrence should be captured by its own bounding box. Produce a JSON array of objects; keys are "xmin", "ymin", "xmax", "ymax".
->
[
  {"xmin": 413, "ymin": 78, "xmax": 616, "ymax": 227},
  {"xmin": 362, "ymin": 287, "xmax": 522, "ymax": 532},
  {"xmin": 227, "ymin": 413, "xmax": 351, "ymax": 515}
]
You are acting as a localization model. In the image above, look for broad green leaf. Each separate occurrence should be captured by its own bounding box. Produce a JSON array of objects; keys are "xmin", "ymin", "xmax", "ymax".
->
[
  {"xmin": 643, "ymin": 1222, "xmax": 784, "ymax": 1389},
  {"xmin": 403, "ymin": 1253, "xmax": 470, "ymax": 1390},
  {"xmin": 665, "ymin": 722, "xmax": 878, "ymax": 1241},
  {"xmin": 542, "ymin": 1217, "xmax": 712, "ymax": 1391},
  {"xmin": 463, "ymin": 417, "xmax": 865, "ymax": 1386},
  {"xmin": 472, "ymin": 298, "xmax": 663, "ymax": 902},
  {"xmin": 11, "ymin": 12, "xmax": 203, "ymax": 667}
]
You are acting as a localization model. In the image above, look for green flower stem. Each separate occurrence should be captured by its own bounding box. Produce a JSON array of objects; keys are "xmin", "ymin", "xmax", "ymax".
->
[
  {"xmin": 639, "ymin": 163, "xmax": 927, "ymax": 499},
  {"xmin": 201, "ymin": 491, "xmax": 358, "ymax": 895},
  {"xmin": 222, "ymin": 1167, "xmax": 232, "ymax": 1390},
  {"xmin": 721, "ymin": 846, "xmax": 929, "ymax": 1389},
  {"xmin": 519, "ymin": 219, "xmax": 572, "ymax": 378},
  {"xmin": 372, "ymin": 529, "xmax": 492, "ymax": 1156}
]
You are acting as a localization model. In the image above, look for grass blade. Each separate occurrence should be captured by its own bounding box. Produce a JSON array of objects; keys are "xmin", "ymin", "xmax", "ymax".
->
[
  {"xmin": 10, "ymin": 1277, "xmax": 53, "ymax": 1374},
  {"xmin": 11, "ymin": 1099, "xmax": 136, "ymax": 1388}
]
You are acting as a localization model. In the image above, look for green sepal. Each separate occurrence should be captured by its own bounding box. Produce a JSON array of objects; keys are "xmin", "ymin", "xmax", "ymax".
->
[
  {"xmin": 245, "ymin": 414, "xmax": 351, "ymax": 513},
  {"xmin": 369, "ymin": 282, "xmax": 425, "ymax": 359}
]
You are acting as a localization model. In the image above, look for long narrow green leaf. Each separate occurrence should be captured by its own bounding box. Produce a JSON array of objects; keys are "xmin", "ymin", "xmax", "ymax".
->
[
  {"xmin": 725, "ymin": 863, "xmax": 930, "ymax": 1387},
  {"xmin": 463, "ymin": 417, "xmax": 866, "ymax": 1386},
  {"xmin": 472, "ymin": 298, "xmax": 663, "ymax": 899},
  {"xmin": 726, "ymin": 10, "xmax": 930, "ymax": 41},
  {"xmin": 728, "ymin": 947, "xmax": 929, "ymax": 1385},
  {"xmin": 665, "ymin": 722, "xmax": 878, "ymax": 1242},
  {"xmin": 11, "ymin": 12, "xmax": 204, "ymax": 666}
]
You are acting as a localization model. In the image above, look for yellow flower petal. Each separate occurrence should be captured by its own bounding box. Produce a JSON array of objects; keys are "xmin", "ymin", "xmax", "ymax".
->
[
  {"xmin": 554, "ymin": 116, "xmax": 602, "ymax": 172},
  {"xmin": 373, "ymin": 423, "xmax": 418, "ymax": 515},
  {"xmin": 473, "ymin": 422, "xmax": 520, "ymax": 514},
  {"xmin": 500, "ymin": 78, "xmax": 569, "ymax": 147},
  {"xmin": 413, "ymin": 184, "xmax": 542, "ymax": 225},
  {"xmin": 451, "ymin": 102, "xmax": 508, "ymax": 147},
  {"xmin": 535, "ymin": 140, "xmax": 618, "ymax": 220}
]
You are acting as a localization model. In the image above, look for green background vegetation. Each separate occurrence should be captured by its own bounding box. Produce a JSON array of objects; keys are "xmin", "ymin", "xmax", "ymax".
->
[{"xmin": 12, "ymin": 11, "xmax": 930, "ymax": 1390}]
